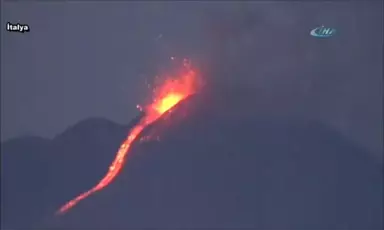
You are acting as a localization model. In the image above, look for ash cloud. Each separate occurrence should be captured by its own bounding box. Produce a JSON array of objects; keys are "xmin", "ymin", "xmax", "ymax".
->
[
  {"xmin": 2, "ymin": 1, "xmax": 382, "ymax": 159},
  {"xmin": 192, "ymin": 2, "xmax": 382, "ymax": 159}
]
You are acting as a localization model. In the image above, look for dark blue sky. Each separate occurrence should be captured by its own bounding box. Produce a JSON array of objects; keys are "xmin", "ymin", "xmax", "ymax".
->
[
  {"xmin": 1, "ymin": 2, "xmax": 382, "ymax": 160},
  {"xmin": 1, "ymin": 2, "xmax": 206, "ymax": 140}
]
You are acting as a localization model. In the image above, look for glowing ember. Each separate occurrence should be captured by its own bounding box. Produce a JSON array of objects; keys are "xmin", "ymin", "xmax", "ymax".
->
[
  {"xmin": 153, "ymin": 93, "xmax": 183, "ymax": 114},
  {"xmin": 56, "ymin": 60, "xmax": 201, "ymax": 215}
]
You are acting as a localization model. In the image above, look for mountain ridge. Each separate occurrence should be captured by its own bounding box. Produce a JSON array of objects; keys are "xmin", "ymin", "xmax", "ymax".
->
[
  {"xmin": 1, "ymin": 92, "xmax": 382, "ymax": 229},
  {"xmin": 47, "ymin": 92, "xmax": 382, "ymax": 229},
  {"xmin": 1, "ymin": 115, "xmax": 143, "ymax": 230}
]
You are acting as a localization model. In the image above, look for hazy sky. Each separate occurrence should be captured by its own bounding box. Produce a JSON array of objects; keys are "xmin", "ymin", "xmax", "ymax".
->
[
  {"xmin": 1, "ymin": 2, "xmax": 382, "ymax": 159},
  {"xmin": 2, "ymin": 2, "xmax": 203, "ymax": 140}
]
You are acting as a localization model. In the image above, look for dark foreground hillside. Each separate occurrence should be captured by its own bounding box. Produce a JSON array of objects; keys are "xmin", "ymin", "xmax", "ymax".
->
[
  {"xmin": 2, "ymin": 89, "xmax": 383, "ymax": 229},
  {"xmin": 1, "ymin": 116, "xmax": 142, "ymax": 230},
  {"xmin": 49, "ymin": 89, "xmax": 382, "ymax": 229}
]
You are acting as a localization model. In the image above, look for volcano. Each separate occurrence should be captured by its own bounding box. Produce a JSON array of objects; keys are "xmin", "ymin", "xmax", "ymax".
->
[{"xmin": 30, "ymin": 87, "xmax": 381, "ymax": 230}]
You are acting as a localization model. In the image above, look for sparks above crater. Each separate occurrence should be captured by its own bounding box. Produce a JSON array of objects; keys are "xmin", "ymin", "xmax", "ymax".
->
[{"xmin": 56, "ymin": 59, "xmax": 202, "ymax": 215}]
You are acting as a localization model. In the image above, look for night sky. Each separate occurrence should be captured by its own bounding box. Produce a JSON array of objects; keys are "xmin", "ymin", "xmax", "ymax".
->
[{"xmin": 1, "ymin": 2, "xmax": 382, "ymax": 160}]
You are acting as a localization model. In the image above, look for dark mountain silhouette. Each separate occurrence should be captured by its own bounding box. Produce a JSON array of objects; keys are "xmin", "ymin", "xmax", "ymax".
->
[
  {"xmin": 2, "ymin": 89, "xmax": 383, "ymax": 229},
  {"xmin": 1, "ymin": 136, "xmax": 51, "ymax": 229},
  {"xmin": 47, "ymin": 89, "xmax": 382, "ymax": 229},
  {"xmin": 1, "ymin": 116, "xmax": 143, "ymax": 230}
]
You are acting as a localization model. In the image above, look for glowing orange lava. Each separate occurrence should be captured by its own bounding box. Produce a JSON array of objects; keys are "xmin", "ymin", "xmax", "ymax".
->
[
  {"xmin": 56, "ymin": 60, "xmax": 201, "ymax": 215},
  {"xmin": 153, "ymin": 93, "xmax": 183, "ymax": 114}
]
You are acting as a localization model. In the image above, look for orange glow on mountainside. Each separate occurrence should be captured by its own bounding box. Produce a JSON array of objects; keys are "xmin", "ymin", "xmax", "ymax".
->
[{"xmin": 56, "ymin": 59, "xmax": 201, "ymax": 215}]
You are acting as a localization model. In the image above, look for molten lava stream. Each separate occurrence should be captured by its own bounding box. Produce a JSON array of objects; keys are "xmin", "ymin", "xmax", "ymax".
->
[{"xmin": 56, "ymin": 64, "xmax": 200, "ymax": 215}]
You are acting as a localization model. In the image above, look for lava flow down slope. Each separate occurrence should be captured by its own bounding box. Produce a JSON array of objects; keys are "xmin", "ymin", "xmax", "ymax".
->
[
  {"xmin": 48, "ymin": 82, "xmax": 383, "ymax": 229},
  {"xmin": 56, "ymin": 59, "xmax": 203, "ymax": 215}
]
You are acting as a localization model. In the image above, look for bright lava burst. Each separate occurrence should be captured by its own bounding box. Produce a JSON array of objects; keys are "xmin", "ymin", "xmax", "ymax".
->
[{"xmin": 56, "ymin": 59, "xmax": 201, "ymax": 215}]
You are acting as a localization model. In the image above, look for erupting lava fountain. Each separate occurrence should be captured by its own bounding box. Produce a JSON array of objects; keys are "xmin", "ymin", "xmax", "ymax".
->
[{"xmin": 57, "ymin": 59, "xmax": 203, "ymax": 215}]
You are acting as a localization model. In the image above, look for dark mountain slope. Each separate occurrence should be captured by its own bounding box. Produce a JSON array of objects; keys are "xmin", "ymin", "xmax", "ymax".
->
[
  {"xmin": 1, "ymin": 116, "xmax": 142, "ymax": 230},
  {"xmin": 1, "ymin": 136, "xmax": 52, "ymax": 229},
  {"xmin": 51, "ymin": 90, "xmax": 383, "ymax": 229}
]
